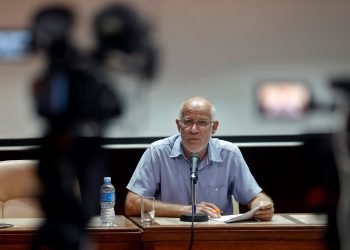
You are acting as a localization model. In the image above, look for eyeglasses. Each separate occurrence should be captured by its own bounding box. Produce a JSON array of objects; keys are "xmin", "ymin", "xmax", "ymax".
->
[{"xmin": 181, "ymin": 118, "xmax": 213, "ymax": 128}]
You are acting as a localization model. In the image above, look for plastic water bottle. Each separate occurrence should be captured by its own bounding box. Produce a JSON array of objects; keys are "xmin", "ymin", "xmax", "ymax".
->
[{"xmin": 100, "ymin": 177, "xmax": 116, "ymax": 226}]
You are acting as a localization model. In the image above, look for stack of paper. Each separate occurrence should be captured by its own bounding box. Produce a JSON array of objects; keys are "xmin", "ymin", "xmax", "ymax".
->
[{"xmin": 210, "ymin": 205, "xmax": 261, "ymax": 223}]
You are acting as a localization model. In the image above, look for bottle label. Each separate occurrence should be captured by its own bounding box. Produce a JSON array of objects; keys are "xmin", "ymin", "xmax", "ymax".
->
[{"xmin": 101, "ymin": 192, "xmax": 115, "ymax": 202}]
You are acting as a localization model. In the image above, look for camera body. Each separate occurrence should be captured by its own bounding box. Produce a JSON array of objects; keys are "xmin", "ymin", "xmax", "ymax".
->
[
  {"xmin": 31, "ymin": 4, "xmax": 157, "ymax": 130},
  {"xmin": 29, "ymin": 4, "xmax": 158, "ymax": 249}
]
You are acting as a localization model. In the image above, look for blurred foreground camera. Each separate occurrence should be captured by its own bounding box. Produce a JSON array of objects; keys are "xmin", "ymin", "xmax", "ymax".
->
[
  {"xmin": 330, "ymin": 77, "xmax": 350, "ymax": 250},
  {"xmin": 93, "ymin": 4, "xmax": 158, "ymax": 80},
  {"xmin": 29, "ymin": 3, "xmax": 158, "ymax": 250}
]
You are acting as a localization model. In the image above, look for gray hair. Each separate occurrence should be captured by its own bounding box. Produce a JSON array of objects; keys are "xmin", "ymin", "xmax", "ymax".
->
[{"xmin": 178, "ymin": 96, "xmax": 216, "ymax": 120}]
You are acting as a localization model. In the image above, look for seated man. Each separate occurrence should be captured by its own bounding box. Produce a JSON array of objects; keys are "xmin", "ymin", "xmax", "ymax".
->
[{"xmin": 125, "ymin": 96, "xmax": 274, "ymax": 220}]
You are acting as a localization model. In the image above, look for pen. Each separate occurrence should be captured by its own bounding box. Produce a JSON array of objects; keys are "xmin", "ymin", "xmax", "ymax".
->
[{"xmin": 214, "ymin": 208, "xmax": 222, "ymax": 214}]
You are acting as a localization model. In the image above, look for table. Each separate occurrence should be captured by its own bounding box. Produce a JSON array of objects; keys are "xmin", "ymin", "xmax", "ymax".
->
[
  {"xmin": 0, "ymin": 216, "xmax": 141, "ymax": 250},
  {"xmin": 128, "ymin": 213, "xmax": 327, "ymax": 250},
  {"xmin": 0, "ymin": 214, "xmax": 328, "ymax": 250}
]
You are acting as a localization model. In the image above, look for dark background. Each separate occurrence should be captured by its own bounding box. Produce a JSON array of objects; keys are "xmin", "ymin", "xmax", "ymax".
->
[{"xmin": 0, "ymin": 133, "xmax": 338, "ymax": 216}]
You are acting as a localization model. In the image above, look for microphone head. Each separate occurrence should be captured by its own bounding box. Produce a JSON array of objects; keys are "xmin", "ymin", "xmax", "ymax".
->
[
  {"xmin": 191, "ymin": 153, "xmax": 200, "ymax": 160},
  {"xmin": 190, "ymin": 153, "xmax": 200, "ymax": 179}
]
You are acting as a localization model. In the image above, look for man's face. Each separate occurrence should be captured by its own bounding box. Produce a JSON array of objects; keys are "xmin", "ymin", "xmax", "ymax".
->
[{"xmin": 176, "ymin": 100, "xmax": 218, "ymax": 157}]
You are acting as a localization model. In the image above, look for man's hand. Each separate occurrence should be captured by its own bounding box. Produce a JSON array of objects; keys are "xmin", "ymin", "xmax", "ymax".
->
[
  {"xmin": 195, "ymin": 202, "xmax": 221, "ymax": 218},
  {"xmin": 254, "ymin": 200, "xmax": 274, "ymax": 221},
  {"xmin": 249, "ymin": 193, "xmax": 274, "ymax": 221}
]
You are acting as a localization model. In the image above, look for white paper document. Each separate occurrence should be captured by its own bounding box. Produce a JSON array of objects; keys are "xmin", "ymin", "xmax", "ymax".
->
[{"xmin": 210, "ymin": 205, "xmax": 261, "ymax": 223}]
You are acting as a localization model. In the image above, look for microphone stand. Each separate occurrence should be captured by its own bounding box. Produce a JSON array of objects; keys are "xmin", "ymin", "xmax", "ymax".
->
[{"xmin": 180, "ymin": 163, "xmax": 208, "ymax": 222}]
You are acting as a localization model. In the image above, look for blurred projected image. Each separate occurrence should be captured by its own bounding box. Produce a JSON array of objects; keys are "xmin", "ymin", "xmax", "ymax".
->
[
  {"xmin": 256, "ymin": 81, "xmax": 311, "ymax": 119},
  {"xmin": 0, "ymin": 29, "xmax": 31, "ymax": 61}
]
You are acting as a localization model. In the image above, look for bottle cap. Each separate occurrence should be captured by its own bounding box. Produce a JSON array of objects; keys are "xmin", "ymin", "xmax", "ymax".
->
[{"xmin": 104, "ymin": 177, "xmax": 111, "ymax": 183}]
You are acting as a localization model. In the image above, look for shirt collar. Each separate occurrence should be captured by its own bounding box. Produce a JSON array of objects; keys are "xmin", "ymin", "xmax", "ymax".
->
[
  {"xmin": 170, "ymin": 135, "xmax": 183, "ymax": 158},
  {"xmin": 207, "ymin": 138, "xmax": 222, "ymax": 163}
]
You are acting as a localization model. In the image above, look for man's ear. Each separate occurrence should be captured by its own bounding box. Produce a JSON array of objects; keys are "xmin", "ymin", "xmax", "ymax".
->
[
  {"xmin": 176, "ymin": 119, "xmax": 181, "ymax": 132},
  {"xmin": 211, "ymin": 121, "xmax": 219, "ymax": 135}
]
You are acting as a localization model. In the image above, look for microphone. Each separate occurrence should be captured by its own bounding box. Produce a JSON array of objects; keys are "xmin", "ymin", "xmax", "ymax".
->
[
  {"xmin": 190, "ymin": 153, "xmax": 200, "ymax": 180},
  {"xmin": 180, "ymin": 152, "xmax": 208, "ymax": 222}
]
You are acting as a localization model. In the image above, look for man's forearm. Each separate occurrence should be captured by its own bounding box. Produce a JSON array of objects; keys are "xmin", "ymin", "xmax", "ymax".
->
[
  {"xmin": 153, "ymin": 200, "xmax": 191, "ymax": 217},
  {"xmin": 125, "ymin": 192, "xmax": 191, "ymax": 217},
  {"xmin": 125, "ymin": 192, "xmax": 220, "ymax": 218}
]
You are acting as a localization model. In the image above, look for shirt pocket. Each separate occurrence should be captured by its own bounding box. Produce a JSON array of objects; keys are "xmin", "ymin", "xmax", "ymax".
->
[{"xmin": 205, "ymin": 184, "xmax": 228, "ymax": 208}]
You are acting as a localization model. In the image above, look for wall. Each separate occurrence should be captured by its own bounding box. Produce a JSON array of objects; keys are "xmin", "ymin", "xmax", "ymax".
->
[{"xmin": 0, "ymin": 0, "xmax": 350, "ymax": 139}]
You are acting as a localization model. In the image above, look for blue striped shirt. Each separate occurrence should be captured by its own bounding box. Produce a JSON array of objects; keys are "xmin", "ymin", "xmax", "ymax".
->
[{"xmin": 127, "ymin": 134, "xmax": 262, "ymax": 214}]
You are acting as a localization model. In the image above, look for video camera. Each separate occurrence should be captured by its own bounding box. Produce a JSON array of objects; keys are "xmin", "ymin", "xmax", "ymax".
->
[
  {"xmin": 31, "ymin": 4, "xmax": 157, "ymax": 128},
  {"xmin": 29, "ymin": 3, "xmax": 158, "ymax": 250}
]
